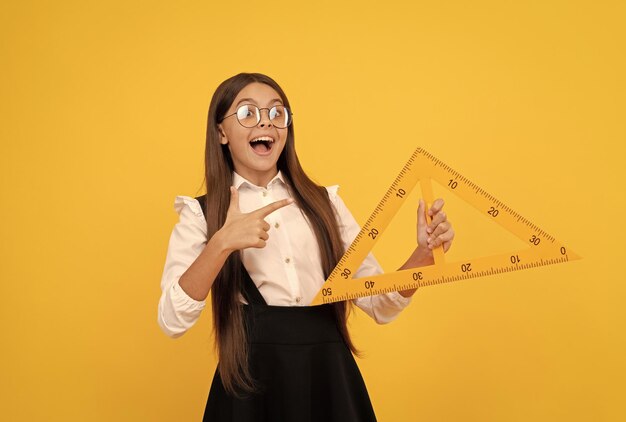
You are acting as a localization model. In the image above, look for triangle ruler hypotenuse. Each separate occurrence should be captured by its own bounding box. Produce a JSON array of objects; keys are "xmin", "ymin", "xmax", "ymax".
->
[{"xmin": 311, "ymin": 147, "xmax": 581, "ymax": 305}]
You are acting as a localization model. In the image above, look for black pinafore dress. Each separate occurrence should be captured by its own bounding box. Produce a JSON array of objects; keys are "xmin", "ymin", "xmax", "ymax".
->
[
  {"xmin": 197, "ymin": 197, "xmax": 377, "ymax": 421},
  {"xmin": 202, "ymin": 268, "xmax": 378, "ymax": 421}
]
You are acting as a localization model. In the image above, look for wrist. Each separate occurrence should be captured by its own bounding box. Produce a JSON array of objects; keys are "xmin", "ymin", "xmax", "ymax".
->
[
  {"xmin": 414, "ymin": 246, "xmax": 434, "ymax": 266},
  {"xmin": 401, "ymin": 246, "xmax": 434, "ymax": 270},
  {"xmin": 209, "ymin": 229, "xmax": 234, "ymax": 258},
  {"xmin": 398, "ymin": 288, "xmax": 417, "ymax": 298}
]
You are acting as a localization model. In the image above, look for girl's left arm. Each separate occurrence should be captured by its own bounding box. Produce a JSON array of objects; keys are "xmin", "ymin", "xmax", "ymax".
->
[
  {"xmin": 397, "ymin": 197, "xmax": 455, "ymax": 298},
  {"xmin": 329, "ymin": 187, "xmax": 455, "ymax": 324}
]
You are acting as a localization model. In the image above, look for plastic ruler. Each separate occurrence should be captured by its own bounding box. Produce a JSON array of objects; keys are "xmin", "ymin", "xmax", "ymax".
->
[{"xmin": 310, "ymin": 147, "xmax": 580, "ymax": 305}]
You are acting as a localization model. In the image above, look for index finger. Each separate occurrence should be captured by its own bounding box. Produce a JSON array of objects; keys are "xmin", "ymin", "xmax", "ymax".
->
[
  {"xmin": 254, "ymin": 197, "xmax": 295, "ymax": 217},
  {"xmin": 428, "ymin": 198, "xmax": 445, "ymax": 216}
]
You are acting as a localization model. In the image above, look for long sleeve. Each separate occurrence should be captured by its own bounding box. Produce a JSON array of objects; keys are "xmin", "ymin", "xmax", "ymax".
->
[
  {"xmin": 327, "ymin": 186, "xmax": 413, "ymax": 324},
  {"xmin": 157, "ymin": 196, "xmax": 208, "ymax": 338}
]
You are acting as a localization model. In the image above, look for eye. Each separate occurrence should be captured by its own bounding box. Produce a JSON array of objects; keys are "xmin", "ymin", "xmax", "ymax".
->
[
  {"xmin": 270, "ymin": 108, "xmax": 279, "ymax": 119},
  {"xmin": 270, "ymin": 106, "xmax": 284, "ymax": 118},
  {"xmin": 237, "ymin": 105, "xmax": 255, "ymax": 119}
]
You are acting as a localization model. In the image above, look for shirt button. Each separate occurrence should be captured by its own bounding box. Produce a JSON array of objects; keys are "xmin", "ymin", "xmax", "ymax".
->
[
  {"xmin": 295, "ymin": 297, "xmax": 301, "ymax": 303},
  {"xmin": 285, "ymin": 257, "xmax": 290, "ymax": 264},
  {"xmin": 274, "ymin": 222, "xmax": 280, "ymax": 229},
  {"xmin": 262, "ymin": 191, "xmax": 267, "ymax": 197}
]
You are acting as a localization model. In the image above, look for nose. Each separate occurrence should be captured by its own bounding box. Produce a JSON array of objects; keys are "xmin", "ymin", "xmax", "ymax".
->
[{"xmin": 258, "ymin": 108, "xmax": 273, "ymax": 127}]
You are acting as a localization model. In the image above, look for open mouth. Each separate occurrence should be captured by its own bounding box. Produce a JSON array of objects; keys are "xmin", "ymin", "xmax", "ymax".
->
[{"xmin": 249, "ymin": 136, "xmax": 275, "ymax": 155}]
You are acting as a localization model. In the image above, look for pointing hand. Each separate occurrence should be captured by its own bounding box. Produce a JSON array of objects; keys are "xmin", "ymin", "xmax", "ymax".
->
[{"xmin": 218, "ymin": 186, "xmax": 294, "ymax": 253}]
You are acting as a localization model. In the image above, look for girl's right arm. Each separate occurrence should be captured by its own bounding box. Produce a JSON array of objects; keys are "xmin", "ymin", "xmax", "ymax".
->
[
  {"xmin": 179, "ymin": 187, "xmax": 294, "ymax": 301},
  {"xmin": 158, "ymin": 189, "xmax": 292, "ymax": 338},
  {"xmin": 157, "ymin": 196, "xmax": 211, "ymax": 338}
]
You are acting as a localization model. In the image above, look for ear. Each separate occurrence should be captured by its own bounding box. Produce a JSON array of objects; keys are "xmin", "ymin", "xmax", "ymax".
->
[{"xmin": 217, "ymin": 124, "xmax": 228, "ymax": 145}]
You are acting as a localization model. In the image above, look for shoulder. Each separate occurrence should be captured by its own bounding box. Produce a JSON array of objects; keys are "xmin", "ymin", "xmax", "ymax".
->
[
  {"xmin": 324, "ymin": 184, "xmax": 340, "ymax": 202},
  {"xmin": 323, "ymin": 184, "xmax": 350, "ymax": 215},
  {"xmin": 173, "ymin": 195, "xmax": 204, "ymax": 218}
]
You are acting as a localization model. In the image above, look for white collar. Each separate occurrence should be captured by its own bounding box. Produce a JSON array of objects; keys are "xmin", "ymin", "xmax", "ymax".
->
[{"xmin": 232, "ymin": 170, "xmax": 286, "ymax": 190}]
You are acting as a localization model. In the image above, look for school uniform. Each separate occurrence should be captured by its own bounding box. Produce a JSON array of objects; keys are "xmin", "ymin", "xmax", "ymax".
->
[{"xmin": 157, "ymin": 170, "xmax": 414, "ymax": 421}]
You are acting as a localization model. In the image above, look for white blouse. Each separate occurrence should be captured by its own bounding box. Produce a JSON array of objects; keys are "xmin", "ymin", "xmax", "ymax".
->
[{"xmin": 157, "ymin": 170, "xmax": 413, "ymax": 338}]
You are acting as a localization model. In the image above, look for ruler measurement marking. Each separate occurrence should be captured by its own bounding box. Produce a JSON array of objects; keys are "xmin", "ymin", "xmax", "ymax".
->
[{"xmin": 319, "ymin": 252, "xmax": 575, "ymax": 303}]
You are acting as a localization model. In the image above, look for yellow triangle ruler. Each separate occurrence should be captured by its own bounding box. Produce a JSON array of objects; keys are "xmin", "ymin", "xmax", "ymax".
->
[{"xmin": 311, "ymin": 147, "xmax": 581, "ymax": 305}]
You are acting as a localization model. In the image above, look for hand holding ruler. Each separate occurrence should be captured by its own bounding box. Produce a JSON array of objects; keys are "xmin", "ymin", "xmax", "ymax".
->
[{"xmin": 310, "ymin": 147, "xmax": 581, "ymax": 305}]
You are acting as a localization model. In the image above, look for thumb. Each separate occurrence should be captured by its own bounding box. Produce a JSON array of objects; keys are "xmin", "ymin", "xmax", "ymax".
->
[
  {"xmin": 417, "ymin": 198, "xmax": 427, "ymax": 233},
  {"xmin": 227, "ymin": 186, "xmax": 240, "ymax": 214}
]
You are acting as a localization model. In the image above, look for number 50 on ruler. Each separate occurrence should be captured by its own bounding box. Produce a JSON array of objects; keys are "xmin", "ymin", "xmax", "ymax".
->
[{"xmin": 311, "ymin": 147, "xmax": 581, "ymax": 306}]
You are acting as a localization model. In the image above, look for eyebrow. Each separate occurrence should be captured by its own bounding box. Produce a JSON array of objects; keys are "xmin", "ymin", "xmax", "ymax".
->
[{"xmin": 235, "ymin": 97, "xmax": 284, "ymax": 107}]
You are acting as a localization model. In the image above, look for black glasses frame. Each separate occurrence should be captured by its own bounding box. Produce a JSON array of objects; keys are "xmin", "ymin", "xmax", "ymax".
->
[{"xmin": 219, "ymin": 104, "xmax": 294, "ymax": 128}]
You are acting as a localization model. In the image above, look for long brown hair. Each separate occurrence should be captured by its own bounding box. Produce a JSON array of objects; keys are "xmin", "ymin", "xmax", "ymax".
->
[{"xmin": 202, "ymin": 72, "xmax": 360, "ymax": 397}]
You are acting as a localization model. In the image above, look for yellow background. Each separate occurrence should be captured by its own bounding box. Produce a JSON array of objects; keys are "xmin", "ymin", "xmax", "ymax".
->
[{"xmin": 1, "ymin": 1, "xmax": 624, "ymax": 420}]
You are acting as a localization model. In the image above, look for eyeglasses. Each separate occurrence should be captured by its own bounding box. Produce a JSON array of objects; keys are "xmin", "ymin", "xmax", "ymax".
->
[{"xmin": 219, "ymin": 104, "xmax": 293, "ymax": 128}]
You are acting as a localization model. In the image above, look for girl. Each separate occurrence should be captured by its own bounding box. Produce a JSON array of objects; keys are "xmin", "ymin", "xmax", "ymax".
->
[{"xmin": 158, "ymin": 72, "xmax": 455, "ymax": 421}]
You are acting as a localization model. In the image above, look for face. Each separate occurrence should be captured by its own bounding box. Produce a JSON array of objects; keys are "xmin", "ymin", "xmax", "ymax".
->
[{"xmin": 217, "ymin": 82, "xmax": 289, "ymax": 187}]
